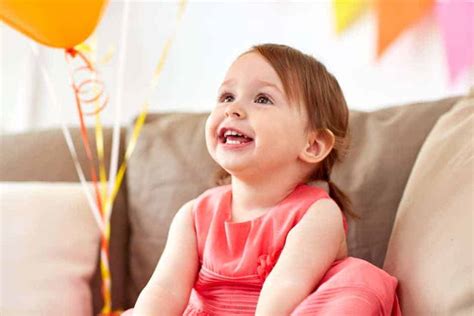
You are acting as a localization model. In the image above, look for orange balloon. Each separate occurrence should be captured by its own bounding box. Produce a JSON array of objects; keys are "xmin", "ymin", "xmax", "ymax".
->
[{"xmin": 0, "ymin": 0, "xmax": 109, "ymax": 49}]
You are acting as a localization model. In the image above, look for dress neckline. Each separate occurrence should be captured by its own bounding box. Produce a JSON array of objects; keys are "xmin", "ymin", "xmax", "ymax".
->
[{"xmin": 224, "ymin": 183, "xmax": 306, "ymax": 226}]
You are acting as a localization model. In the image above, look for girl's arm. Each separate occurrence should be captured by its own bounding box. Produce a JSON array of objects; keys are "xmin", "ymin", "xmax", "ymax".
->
[
  {"xmin": 255, "ymin": 198, "xmax": 345, "ymax": 316},
  {"xmin": 133, "ymin": 199, "xmax": 199, "ymax": 316}
]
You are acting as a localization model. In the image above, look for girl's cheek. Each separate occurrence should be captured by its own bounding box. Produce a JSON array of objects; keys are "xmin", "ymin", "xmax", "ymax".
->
[
  {"xmin": 209, "ymin": 112, "xmax": 222, "ymax": 131},
  {"xmin": 205, "ymin": 116, "xmax": 218, "ymax": 145}
]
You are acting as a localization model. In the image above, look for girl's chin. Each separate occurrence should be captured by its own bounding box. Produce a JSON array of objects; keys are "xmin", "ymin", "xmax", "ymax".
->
[
  {"xmin": 216, "ymin": 160, "xmax": 266, "ymax": 181},
  {"xmin": 215, "ymin": 157, "xmax": 255, "ymax": 175},
  {"xmin": 216, "ymin": 161, "xmax": 249, "ymax": 174},
  {"xmin": 213, "ymin": 142, "xmax": 260, "ymax": 175}
]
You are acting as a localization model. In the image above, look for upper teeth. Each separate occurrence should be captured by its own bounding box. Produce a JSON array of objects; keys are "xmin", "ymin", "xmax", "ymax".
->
[{"xmin": 224, "ymin": 130, "xmax": 244, "ymax": 137}]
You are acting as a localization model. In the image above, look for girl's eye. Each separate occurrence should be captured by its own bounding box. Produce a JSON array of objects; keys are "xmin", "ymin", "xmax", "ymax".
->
[
  {"xmin": 219, "ymin": 93, "xmax": 234, "ymax": 103},
  {"xmin": 255, "ymin": 94, "xmax": 273, "ymax": 105}
]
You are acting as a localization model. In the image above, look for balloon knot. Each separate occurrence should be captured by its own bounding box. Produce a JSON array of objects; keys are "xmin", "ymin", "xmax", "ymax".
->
[{"xmin": 66, "ymin": 48, "xmax": 78, "ymax": 57}]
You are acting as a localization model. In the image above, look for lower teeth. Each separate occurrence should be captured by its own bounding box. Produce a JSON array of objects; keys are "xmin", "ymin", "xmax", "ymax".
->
[{"xmin": 227, "ymin": 140, "xmax": 244, "ymax": 145}]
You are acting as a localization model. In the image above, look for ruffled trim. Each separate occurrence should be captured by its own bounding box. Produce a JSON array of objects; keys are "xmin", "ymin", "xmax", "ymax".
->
[
  {"xmin": 183, "ymin": 305, "xmax": 211, "ymax": 316},
  {"xmin": 256, "ymin": 249, "xmax": 282, "ymax": 282}
]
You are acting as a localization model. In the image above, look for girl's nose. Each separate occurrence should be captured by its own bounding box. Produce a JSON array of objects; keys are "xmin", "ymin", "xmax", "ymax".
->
[{"xmin": 224, "ymin": 103, "xmax": 246, "ymax": 119}]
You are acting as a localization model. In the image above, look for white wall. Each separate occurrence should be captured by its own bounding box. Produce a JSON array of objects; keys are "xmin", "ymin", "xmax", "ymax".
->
[{"xmin": 1, "ymin": 0, "xmax": 472, "ymax": 133}]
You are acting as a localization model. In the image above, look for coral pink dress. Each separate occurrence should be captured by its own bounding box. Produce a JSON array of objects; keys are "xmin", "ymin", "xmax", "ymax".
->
[{"xmin": 183, "ymin": 183, "xmax": 401, "ymax": 315}]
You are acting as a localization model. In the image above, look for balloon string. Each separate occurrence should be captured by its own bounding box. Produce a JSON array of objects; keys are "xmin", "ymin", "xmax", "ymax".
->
[
  {"xmin": 29, "ymin": 43, "xmax": 104, "ymax": 232},
  {"xmin": 74, "ymin": 39, "xmax": 109, "ymax": 212},
  {"xmin": 65, "ymin": 48, "xmax": 104, "ymax": 219},
  {"xmin": 103, "ymin": 0, "xmax": 189, "ymax": 228},
  {"xmin": 107, "ymin": 0, "xmax": 131, "ymax": 212},
  {"xmin": 85, "ymin": 35, "xmax": 110, "ymax": 228},
  {"xmin": 96, "ymin": 118, "xmax": 108, "ymax": 209},
  {"xmin": 65, "ymin": 47, "xmax": 116, "ymax": 315},
  {"xmin": 66, "ymin": 0, "xmax": 187, "ymax": 313},
  {"xmin": 103, "ymin": 102, "xmax": 148, "ymax": 226},
  {"xmin": 89, "ymin": 39, "xmax": 113, "ymax": 314}
]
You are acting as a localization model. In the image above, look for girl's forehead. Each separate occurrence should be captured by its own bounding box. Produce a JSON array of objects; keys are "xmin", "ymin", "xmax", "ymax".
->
[
  {"xmin": 220, "ymin": 77, "xmax": 282, "ymax": 93},
  {"xmin": 228, "ymin": 52, "xmax": 273, "ymax": 74},
  {"xmin": 222, "ymin": 53, "xmax": 285, "ymax": 90}
]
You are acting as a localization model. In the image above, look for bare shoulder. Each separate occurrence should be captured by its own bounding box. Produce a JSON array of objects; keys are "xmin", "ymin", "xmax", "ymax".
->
[
  {"xmin": 167, "ymin": 199, "xmax": 197, "ymax": 232},
  {"xmin": 174, "ymin": 199, "xmax": 196, "ymax": 220},
  {"xmin": 309, "ymin": 198, "xmax": 343, "ymax": 221},
  {"xmin": 136, "ymin": 198, "xmax": 199, "ymax": 310},
  {"xmin": 292, "ymin": 198, "xmax": 344, "ymax": 234},
  {"xmin": 156, "ymin": 197, "xmax": 197, "ymax": 259},
  {"xmin": 146, "ymin": 198, "xmax": 199, "ymax": 296},
  {"xmin": 290, "ymin": 198, "xmax": 347, "ymax": 259}
]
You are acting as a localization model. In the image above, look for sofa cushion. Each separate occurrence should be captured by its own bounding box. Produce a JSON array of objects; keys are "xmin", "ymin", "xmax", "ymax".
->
[
  {"xmin": 0, "ymin": 128, "xmax": 129, "ymax": 314},
  {"xmin": 126, "ymin": 96, "xmax": 459, "ymax": 305},
  {"xmin": 0, "ymin": 182, "xmax": 100, "ymax": 315},
  {"xmin": 383, "ymin": 94, "xmax": 474, "ymax": 314}
]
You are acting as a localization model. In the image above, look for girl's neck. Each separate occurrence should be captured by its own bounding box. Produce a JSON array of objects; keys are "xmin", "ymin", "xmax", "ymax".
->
[{"xmin": 230, "ymin": 176, "xmax": 304, "ymax": 214}]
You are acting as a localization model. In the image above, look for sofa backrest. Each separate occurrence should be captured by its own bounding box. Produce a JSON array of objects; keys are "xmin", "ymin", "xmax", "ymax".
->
[
  {"xmin": 333, "ymin": 96, "xmax": 460, "ymax": 267},
  {"xmin": 125, "ymin": 96, "xmax": 460, "ymax": 306}
]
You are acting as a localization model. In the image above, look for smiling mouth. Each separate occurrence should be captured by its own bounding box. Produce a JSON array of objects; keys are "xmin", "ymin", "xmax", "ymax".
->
[{"xmin": 218, "ymin": 129, "xmax": 254, "ymax": 145}]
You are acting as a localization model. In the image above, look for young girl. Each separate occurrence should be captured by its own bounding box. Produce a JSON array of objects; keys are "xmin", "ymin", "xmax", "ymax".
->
[{"xmin": 124, "ymin": 43, "xmax": 401, "ymax": 315}]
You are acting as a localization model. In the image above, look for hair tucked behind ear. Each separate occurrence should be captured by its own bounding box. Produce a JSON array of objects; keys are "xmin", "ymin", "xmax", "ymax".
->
[
  {"xmin": 310, "ymin": 154, "xmax": 360, "ymax": 219},
  {"xmin": 214, "ymin": 43, "xmax": 360, "ymax": 220}
]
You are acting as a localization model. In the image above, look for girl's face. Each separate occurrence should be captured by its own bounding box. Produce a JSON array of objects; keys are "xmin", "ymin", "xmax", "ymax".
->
[{"xmin": 205, "ymin": 52, "xmax": 310, "ymax": 179}]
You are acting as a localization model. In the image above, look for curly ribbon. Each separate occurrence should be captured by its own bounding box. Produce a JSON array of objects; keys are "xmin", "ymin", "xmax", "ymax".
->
[
  {"xmin": 64, "ymin": 48, "xmax": 105, "ymax": 225},
  {"xmin": 79, "ymin": 38, "xmax": 110, "ymax": 240},
  {"xmin": 64, "ymin": 46, "xmax": 115, "ymax": 315}
]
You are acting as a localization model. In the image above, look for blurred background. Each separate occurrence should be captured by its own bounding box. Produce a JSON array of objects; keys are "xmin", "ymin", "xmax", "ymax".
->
[{"xmin": 1, "ymin": 0, "xmax": 472, "ymax": 134}]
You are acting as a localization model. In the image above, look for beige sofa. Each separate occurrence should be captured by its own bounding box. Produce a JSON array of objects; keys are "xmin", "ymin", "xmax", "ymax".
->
[{"xmin": 1, "ymin": 92, "xmax": 472, "ymax": 315}]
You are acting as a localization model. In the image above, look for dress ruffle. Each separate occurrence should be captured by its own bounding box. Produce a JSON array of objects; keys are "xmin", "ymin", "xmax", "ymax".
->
[{"xmin": 183, "ymin": 305, "xmax": 211, "ymax": 316}]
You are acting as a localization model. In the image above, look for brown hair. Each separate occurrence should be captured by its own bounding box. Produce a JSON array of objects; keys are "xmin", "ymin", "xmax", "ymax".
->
[{"xmin": 214, "ymin": 43, "xmax": 359, "ymax": 219}]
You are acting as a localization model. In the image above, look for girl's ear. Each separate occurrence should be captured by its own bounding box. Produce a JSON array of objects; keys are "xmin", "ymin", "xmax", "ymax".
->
[{"xmin": 299, "ymin": 128, "xmax": 335, "ymax": 164}]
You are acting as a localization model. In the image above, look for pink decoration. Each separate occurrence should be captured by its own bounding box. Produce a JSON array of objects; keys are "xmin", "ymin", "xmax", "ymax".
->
[
  {"xmin": 256, "ymin": 249, "xmax": 282, "ymax": 282},
  {"xmin": 436, "ymin": 0, "xmax": 474, "ymax": 83}
]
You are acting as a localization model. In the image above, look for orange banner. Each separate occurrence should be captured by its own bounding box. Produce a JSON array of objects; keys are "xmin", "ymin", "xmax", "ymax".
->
[{"xmin": 376, "ymin": 0, "xmax": 434, "ymax": 57}]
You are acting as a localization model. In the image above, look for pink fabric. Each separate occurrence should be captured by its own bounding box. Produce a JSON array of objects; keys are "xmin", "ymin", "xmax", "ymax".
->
[
  {"xmin": 291, "ymin": 257, "xmax": 401, "ymax": 315},
  {"xmin": 183, "ymin": 183, "xmax": 401, "ymax": 315},
  {"xmin": 192, "ymin": 183, "xmax": 343, "ymax": 277}
]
